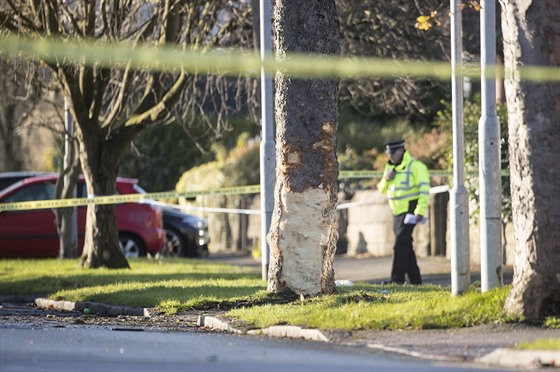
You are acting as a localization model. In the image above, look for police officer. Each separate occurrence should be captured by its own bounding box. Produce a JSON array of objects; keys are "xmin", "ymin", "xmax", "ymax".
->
[{"xmin": 377, "ymin": 139, "xmax": 430, "ymax": 285}]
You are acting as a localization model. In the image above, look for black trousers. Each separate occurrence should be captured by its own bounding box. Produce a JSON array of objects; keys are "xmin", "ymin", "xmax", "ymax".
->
[{"xmin": 390, "ymin": 200, "xmax": 422, "ymax": 285}]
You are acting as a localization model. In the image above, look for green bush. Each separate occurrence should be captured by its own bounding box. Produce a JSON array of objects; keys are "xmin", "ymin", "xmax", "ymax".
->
[
  {"xmin": 434, "ymin": 96, "xmax": 511, "ymax": 223},
  {"xmin": 175, "ymin": 133, "xmax": 260, "ymax": 252},
  {"xmin": 121, "ymin": 116, "xmax": 258, "ymax": 192},
  {"xmin": 337, "ymin": 109, "xmax": 448, "ymax": 190}
]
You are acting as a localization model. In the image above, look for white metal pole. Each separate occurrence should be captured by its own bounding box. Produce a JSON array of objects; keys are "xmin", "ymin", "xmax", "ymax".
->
[
  {"xmin": 479, "ymin": 0, "xmax": 503, "ymax": 292},
  {"xmin": 450, "ymin": 0, "xmax": 470, "ymax": 296},
  {"xmin": 259, "ymin": 0, "xmax": 275, "ymax": 281}
]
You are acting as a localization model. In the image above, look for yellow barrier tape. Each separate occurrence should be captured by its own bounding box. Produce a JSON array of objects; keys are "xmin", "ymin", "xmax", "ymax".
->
[
  {"xmin": 338, "ymin": 170, "xmax": 509, "ymax": 178},
  {"xmin": 339, "ymin": 170, "xmax": 382, "ymax": 178},
  {"xmin": 1, "ymin": 36, "xmax": 559, "ymax": 82},
  {"xmin": 0, "ymin": 170, "xmax": 511, "ymax": 212},
  {"xmin": 0, "ymin": 185, "xmax": 261, "ymax": 212},
  {"xmin": 339, "ymin": 170, "xmax": 453, "ymax": 178}
]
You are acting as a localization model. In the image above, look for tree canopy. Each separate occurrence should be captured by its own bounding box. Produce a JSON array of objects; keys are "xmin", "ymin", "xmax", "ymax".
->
[{"xmin": 0, "ymin": 0, "xmax": 256, "ymax": 268}]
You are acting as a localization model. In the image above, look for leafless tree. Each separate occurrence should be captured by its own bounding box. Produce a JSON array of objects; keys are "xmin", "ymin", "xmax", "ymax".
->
[
  {"xmin": 0, "ymin": 59, "xmax": 45, "ymax": 171},
  {"xmin": 336, "ymin": 0, "xmax": 451, "ymax": 119},
  {"xmin": 0, "ymin": 0, "xmax": 254, "ymax": 268}
]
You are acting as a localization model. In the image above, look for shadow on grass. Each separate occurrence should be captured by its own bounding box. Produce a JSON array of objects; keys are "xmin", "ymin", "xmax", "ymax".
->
[
  {"xmin": 77, "ymin": 284, "xmax": 267, "ymax": 309},
  {"xmin": 56, "ymin": 285, "xmax": 301, "ymax": 312},
  {"xmin": 1, "ymin": 271, "xmax": 261, "ymax": 296}
]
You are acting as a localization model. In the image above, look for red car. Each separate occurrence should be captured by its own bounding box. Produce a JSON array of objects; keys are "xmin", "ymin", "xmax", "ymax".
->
[{"xmin": 0, "ymin": 175, "xmax": 166, "ymax": 258}]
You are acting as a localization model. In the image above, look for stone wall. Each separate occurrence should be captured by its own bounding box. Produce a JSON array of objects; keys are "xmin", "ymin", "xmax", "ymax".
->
[
  {"xmin": 220, "ymin": 190, "xmax": 515, "ymax": 267},
  {"xmin": 343, "ymin": 190, "xmax": 514, "ymax": 266},
  {"xmin": 344, "ymin": 190, "xmax": 431, "ymax": 257}
]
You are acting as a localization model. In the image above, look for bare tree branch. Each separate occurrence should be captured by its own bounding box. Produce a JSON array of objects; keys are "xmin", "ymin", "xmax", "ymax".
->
[{"xmin": 0, "ymin": 0, "xmax": 256, "ymax": 268}]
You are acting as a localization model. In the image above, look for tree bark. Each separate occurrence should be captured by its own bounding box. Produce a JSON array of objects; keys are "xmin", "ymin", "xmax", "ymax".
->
[
  {"xmin": 0, "ymin": 60, "xmax": 40, "ymax": 171},
  {"xmin": 78, "ymin": 127, "xmax": 135, "ymax": 269},
  {"xmin": 0, "ymin": 0, "xmax": 256, "ymax": 269},
  {"xmin": 499, "ymin": 0, "xmax": 560, "ymax": 320},
  {"xmin": 267, "ymin": 0, "xmax": 340, "ymax": 296},
  {"xmin": 250, "ymin": 0, "xmax": 260, "ymax": 51},
  {"xmin": 55, "ymin": 140, "xmax": 81, "ymax": 259}
]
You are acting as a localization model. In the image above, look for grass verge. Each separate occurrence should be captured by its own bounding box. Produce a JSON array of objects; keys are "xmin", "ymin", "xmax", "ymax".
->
[
  {"xmin": 227, "ymin": 283, "xmax": 517, "ymax": 331},
  {"xmin": 1, "ymin": 258, "xmax": 558, "ymax": 331},
  {"xmin": 515, "ymin": 338, "xmax": 560, "ymax": 350},
  {"xmin": 0, "ymin": 258, "xmax": 265, "ymax": 311}
]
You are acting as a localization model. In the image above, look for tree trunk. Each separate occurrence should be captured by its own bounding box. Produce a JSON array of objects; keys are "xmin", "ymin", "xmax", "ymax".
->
[
  {"xmin": 267, "ymin": 0, "xmax": 340, "ymax": 296},
  {"xmin": 56, "ymin": 108, "xmax": 81, "ymax": 259},
  {"xmin": 78, "ymin": 129, "xmax": 131, "ymax": 269},
  {"xmin": 55, "ymin": 155, "xmax": 80, "ymax": 259},
  {"xmin": 499, "ymin": 0, "xmax": 560, "ymax": 320},
  {"xmin": 0, "ymin": 60, "xmax": 35, "ymax": 172},
  {"xmin": 250, "ymin": 0, "xmax": 260, "ymax": 50}
]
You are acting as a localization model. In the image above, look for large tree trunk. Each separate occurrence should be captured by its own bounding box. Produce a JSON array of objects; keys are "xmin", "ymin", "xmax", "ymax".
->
[
  {"xmin": 499, "ymin": 0, "xmax": 560, "ymax": 320},
  {"xmin": 56, "ymin": 107, "xmax": 81, "ymax": 259},
  {"xmin": 267, "ymin": 0, "xmax": 340, "ymax": 296},
  {"xmin": 55, "ymin": 146, "xmax": 81, "ymax": 259},
  {"xmin": 78, "ymin": 129, "xmax": 132, "ymax": 269}
]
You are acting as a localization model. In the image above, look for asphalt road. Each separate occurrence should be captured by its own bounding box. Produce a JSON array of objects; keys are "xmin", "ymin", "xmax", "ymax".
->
[{"xmin": 0, "ymin": 323, "xmax": 513, "ymax": 372}]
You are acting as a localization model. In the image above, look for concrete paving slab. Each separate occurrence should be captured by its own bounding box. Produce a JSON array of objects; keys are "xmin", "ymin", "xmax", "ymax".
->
[{"xmin": 477, "ymin": 348, "xmax": 560, "ymax": 369}]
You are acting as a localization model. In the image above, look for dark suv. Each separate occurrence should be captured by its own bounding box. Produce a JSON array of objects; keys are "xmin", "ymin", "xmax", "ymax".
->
[{"xmin": 116, "ymin": 178, "xmax": 210, "ymax": 258}]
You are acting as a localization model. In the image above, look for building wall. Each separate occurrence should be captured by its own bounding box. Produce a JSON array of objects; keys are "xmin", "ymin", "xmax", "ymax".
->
[
  {"xmin": 344, "ymin": 190, "xmax": 514, "ymax": 266},
  {"xmin": 229, "ymin": 190, "xmax": 515, "ymax": 268}
]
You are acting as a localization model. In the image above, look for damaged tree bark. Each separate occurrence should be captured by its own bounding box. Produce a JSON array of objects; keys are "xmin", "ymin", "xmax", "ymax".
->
[{"xmin": 267, "ymin": 0, "xmax": 340, "ymax": 296}]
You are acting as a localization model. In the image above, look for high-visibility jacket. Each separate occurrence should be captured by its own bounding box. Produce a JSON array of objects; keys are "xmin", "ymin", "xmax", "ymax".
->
[{"xmin": 377, "ymin": 151, "xmax": 430, "ymax": 216}]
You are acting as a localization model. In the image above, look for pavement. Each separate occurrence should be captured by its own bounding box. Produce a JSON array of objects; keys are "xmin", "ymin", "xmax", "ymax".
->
[
  {"xmin": 212, "ymin": 252, "xmax": 512, "ymax": 286},
  {"xmin": 3, "ymin": 253, "xmax": 559, "ymax": 370}
]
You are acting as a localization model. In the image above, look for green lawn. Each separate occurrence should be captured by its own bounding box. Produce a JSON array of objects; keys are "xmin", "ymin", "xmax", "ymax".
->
[
  {"xmin": 0, "ymin": 258, "xmax": 265, "ymax": 311},
  {"xmin": 516, "ymin": 338, "xmax": 560, "ymax": 350},
  {"xmin": 228, "ymin": 284, "xmax": 515, "ymax": 330},
  {"xmin": 1, "ymin": 258, "xmax": 558, "ymax": 332}
]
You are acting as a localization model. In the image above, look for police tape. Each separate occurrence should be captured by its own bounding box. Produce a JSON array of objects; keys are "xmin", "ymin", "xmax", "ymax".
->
[
  {"xmin": 338, "ymin": 170, "xmax": 509, "ymax": 178},
  {"xmin": 339, "ymin": 170, "xmax": 458, "ymax": 178},
  {"xmin": 150, "ymin": 200, "xmax": 262, "ymax": 215},
  {"xmin": 0, "ymin": 185, "xmax": 261, "ymax": 212},
  {"xmin": 0, "ymin": 170, "xmax": 508, "ymax": 212},
  {"xmin": 338, "ymin": 170, "xmax": 452, "ymax": 178},
  {"xmin": 2, "ymin": 35, "xmax": 559, "ymax": 83}
]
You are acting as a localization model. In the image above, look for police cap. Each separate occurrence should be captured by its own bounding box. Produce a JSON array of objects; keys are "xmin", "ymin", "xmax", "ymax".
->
[{"xmin": 385, "ymin": 139, "xmax": 405, "ymax": 154}]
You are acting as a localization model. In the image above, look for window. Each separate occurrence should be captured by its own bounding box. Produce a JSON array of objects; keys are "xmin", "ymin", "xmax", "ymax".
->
[{"xmin": 3, "ymin": 183, "xmax": 56, "ymax": 203}]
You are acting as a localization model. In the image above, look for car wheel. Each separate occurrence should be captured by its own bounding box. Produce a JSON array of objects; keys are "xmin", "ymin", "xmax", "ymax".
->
[
  {"xmin": 162, "ymin": 227, "xmax": 186, "ymax": 258},
  {"xmin": 119, "ymin": 234, "xmax": 145, "ymax": 258}
]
